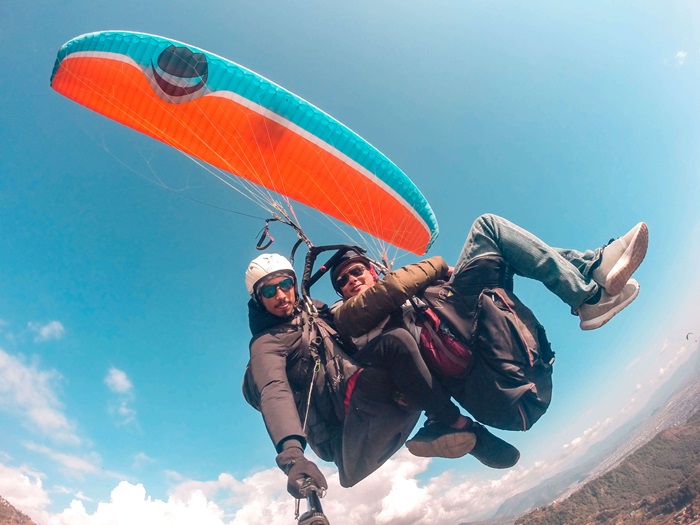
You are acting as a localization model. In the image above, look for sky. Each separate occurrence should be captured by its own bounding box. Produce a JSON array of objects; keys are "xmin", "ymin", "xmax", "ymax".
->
[{"xmin": 1, "ymin": 1, "xmax": 700, "ymax": 524}]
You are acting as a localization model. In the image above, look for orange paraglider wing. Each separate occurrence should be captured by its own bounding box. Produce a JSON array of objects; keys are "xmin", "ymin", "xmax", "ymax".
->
[{"xmin": 50, "ymin": 31, "xmax": 438, "ymax": 255}]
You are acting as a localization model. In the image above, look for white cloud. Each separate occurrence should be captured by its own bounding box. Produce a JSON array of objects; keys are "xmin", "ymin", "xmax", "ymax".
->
[
  {"xmin": 104, "ymin": 368, "xmax": 132, "ymax": 394},
  {"xmin": 170, "ymin": 473, "xmax": 244, "ymax": 505},
  {"xmin": 0, "ymin": 462, "xmax": 51, "ymax": 524},
  {"xmin": 33, "ymin": 440, "xmax": 644, "ymax": 525},
  {"xmin": 70, "ymin": 491, "xmax": 93, "ymax": 503},
  {"xmin": 29, "ymin": 321, "xmax": 66, "ymax": 343},
  {"xmin": 46, "ymin": 482, "xmax": 228, "ymax": 525},
  {"xmin": 676, "ymin": 50, "xmax": 687, "ymax": 65},
  {"xmin": 625, "ymin": 356, "xmax": 641, "ymax": 370},
  {"xmin": 23, "ymin": 442, "xmax": 101, "ymax": 478},
  {"xmin": 32, "ymin": 453, "xmax": 537, "ymax": 525},
  {"xmin": 221, "ymin": 451, "xmax": 550, "ymax": 524},
  {"xmin": 0, "ymin": 348, "xmax": 80, "ymax": 445},
  {"xmin": 132, "ymin": 452, "xmax": 156, "ymax": 470},
  {"xmin": 104, "ymin": 368, "xmax": 137, "ymax": 426},
  {"xmin": 8, "ymin": 439, "xmax": 656, "ymax": 525},
  {"xmin": 363, "ymin": 459, "xmax": 548, "ymax": 524}
]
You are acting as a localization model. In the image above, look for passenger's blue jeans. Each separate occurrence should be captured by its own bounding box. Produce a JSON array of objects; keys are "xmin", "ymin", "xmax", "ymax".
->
[{"xmin": 452, "ymin": 214, "xmax": 602, "ymax": 310}]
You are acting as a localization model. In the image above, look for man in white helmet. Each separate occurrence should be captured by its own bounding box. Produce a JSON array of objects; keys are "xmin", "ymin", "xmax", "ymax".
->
[{"xmin": 245, "ymin": 253, "xmax": 297, "ymax": 318}]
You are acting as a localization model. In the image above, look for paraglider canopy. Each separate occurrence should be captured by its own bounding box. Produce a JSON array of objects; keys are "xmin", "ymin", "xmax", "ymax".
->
[{"xmin": 50, "ymin": 31, "xmax": 439, "ymax": 255}]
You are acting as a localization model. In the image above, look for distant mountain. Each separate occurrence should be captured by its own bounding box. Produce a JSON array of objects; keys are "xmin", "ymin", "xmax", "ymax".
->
[
  {"xmin": 0, "ymin": 496, "xmax": 37, "ymax": 525},
  {"xmin": 461, "ymin": 349, "xmax": 700, "ymax": 525},
  {"xmin": 514, "ymin": 407, "xmax": 700, "ymax": 524},
  {"xmin": 573, "ymin": 346, "xmax": 700, "ymax": 477},
  {"xmin": 558, "ymin": 349, "xmax": 700, "ymax": 500}
]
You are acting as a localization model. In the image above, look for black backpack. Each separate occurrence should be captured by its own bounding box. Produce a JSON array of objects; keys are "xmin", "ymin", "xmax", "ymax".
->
[{"xmin": 420, "ymin": 255, "xmax": 555, "ymax": 431}]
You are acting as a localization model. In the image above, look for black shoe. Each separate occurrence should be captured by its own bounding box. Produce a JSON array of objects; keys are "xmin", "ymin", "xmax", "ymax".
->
[
  {"xmin": 469, "ymin": 422, "xmax": 520, "ymax": 469},
  {"xmin": 406, "ymin": 421, "xmax": 477, "ymax": 459}
]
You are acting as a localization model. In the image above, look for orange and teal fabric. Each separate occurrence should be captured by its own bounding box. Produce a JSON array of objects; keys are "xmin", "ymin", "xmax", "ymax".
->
[{"xmin": 51, "ymin": 31, "xmax": 438, "ymax": 254}]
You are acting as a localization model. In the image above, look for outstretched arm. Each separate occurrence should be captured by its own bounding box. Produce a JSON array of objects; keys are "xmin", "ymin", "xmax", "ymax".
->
[
  {"xmin": 334, "ymin": 256, "xmax": 448, "ymax": 338},
  {"xmin": 248, "ymin": 334, "xmax": 329, "ymax": 497},
  {"xmin": 248, "ymin": 334, "xmax": 306, "ymax": 451}
]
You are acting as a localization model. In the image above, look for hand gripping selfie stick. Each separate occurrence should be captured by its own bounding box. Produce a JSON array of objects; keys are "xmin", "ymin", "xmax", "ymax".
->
[{"xmin": 294, "ymin": 478, "xmax": 330, "ymax": 525}]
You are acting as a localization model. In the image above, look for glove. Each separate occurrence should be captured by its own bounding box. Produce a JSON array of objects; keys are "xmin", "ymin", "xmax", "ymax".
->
[{"xmin": 275, "ymin": 446, "xmax": 328, "ymax": 499}]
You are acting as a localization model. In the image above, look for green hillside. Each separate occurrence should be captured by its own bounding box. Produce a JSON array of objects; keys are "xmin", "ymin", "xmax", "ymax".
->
[{"xmin": 515, "ymin": 409, "xmax": 700, "ymax": 525}]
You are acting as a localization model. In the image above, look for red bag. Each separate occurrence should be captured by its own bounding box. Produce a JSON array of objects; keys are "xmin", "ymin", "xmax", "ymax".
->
[{"xmin": 416, "ymin": 307, "xmax": 473, "ymax": 377}]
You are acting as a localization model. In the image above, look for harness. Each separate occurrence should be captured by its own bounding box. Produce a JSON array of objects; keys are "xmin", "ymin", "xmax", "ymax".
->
[{"xmin": 298, "ymin": 308, "xmax": 358, "ymax": 432}]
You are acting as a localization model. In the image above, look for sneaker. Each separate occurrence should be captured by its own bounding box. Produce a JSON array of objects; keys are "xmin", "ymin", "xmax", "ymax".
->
[
  {"xmin": 578, "ymin": 279, "xmax": 640, "ymax": 330},
  {"xmin": 470, "ymin": 422, "xmax": 520, "ymax": 469},
  {"xmin": 592, "ymin": 222, "xmax": 648, "ymax": 296},
  {"xmin": 406, "ymin": 420, "xmax": 477, "ymax": 459}
]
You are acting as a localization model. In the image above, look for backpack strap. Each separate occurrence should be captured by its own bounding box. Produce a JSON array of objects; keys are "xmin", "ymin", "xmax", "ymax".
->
[
  {"xmin": 298, "ymin": 310, "xmax": 322, "ymax": 433},
  {"xmin": 489, "ymin": 289, "xmax": 538, "ymax": 366},
  {"xmin": 299, "ymin": 310, "xmax": 357, "ymax": 424},
  {"xmin": 409, "ymin": 297, "xmax": 473, "ymax": 377}
]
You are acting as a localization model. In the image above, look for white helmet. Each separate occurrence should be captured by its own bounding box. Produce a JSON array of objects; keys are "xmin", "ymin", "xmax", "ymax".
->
[{"xmin": 245, "ymin": 253, "xmax": 296, "ymax": 295}]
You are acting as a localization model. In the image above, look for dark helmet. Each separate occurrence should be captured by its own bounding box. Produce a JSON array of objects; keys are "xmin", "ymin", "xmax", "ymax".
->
[{"xmin": 330, "ymin": 250, "xmax": 372, "ymax": 293}]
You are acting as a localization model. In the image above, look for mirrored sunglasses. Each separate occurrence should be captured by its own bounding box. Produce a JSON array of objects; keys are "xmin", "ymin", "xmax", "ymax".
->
[
  {"xmin": 259, "ymin": 277, "xmax": 295, "ymax": 299},
  {"xmin": 336, "ymin": 265, "xmax": 367, "ymax": 288}
]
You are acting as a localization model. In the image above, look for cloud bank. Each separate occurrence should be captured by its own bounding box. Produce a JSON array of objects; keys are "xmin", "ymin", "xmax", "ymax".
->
[{"xmin": 2, "ymin": 448, "xmax": 596, "ymax": 525}]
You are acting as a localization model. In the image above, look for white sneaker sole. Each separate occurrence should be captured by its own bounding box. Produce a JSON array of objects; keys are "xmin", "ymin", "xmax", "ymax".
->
[
  {"xmin": 602, "ymin": 222, "xmax": 648, "ymax": 296},
  {"xmin": 580, "ymin": 280, "xmax": 640, "ymax": 330},
  {"xmin": 406, "ymin": 431, "xmax": 477, "ymax": 459}
]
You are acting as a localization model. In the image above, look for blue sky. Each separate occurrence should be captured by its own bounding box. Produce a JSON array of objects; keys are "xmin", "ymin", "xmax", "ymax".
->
[{"xmin": 1, "ymin": 1, "xmax": 699, "ymax": 524}]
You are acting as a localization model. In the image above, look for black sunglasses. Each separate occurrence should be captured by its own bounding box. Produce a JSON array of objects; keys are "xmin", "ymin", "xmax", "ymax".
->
[
  {"xmin": 336, "ymin": 265, "xmax": 367, "ymax": 288},
  {"xmin": 259, "ymin": 277, "xmax": 295, "ymax": 299}
]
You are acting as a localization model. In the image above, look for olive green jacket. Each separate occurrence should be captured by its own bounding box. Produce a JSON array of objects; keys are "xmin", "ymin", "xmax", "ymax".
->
[{"xmin": 333, "ymin": 256, "xmax": 448, "ymax": 339}]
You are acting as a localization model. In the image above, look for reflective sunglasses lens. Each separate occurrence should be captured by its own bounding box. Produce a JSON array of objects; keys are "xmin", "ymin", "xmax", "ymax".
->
[
  {"xmin": 350, "ymin": 266, "xmax": 366, "ymax": 277},
  {"xmin": 278, "ymin": 278, "xmax": 294, "ymax": 292},
  {"xmin": 337, "ymin": 265, "xmax": 366, "ymax": 288},
  {"xmin": 260, "ymin": 284, "xmax": 277, "ymax": 299}
]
